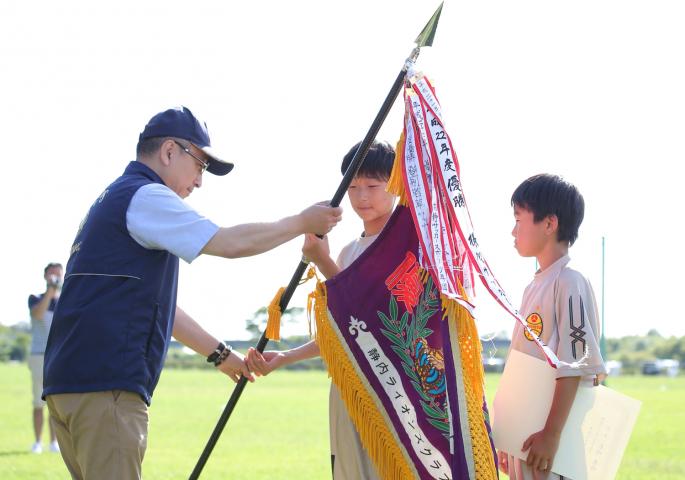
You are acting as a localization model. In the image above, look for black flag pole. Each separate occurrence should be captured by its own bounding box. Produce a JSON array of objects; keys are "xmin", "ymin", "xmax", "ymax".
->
[{"xmin": 188, "ymin": 3, "xmax": 443, "ymax": 478}]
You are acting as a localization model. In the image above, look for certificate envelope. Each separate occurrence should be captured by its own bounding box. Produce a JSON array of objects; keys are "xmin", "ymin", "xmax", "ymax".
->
[{"xmin": 491, "ymin": 350, "xmax": 641, "ymax": 480}]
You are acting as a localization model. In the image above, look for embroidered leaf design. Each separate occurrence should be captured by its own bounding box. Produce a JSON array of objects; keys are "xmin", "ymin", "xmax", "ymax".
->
[
  {"xmin": 381, "ymin": 329, "xmax": 408, "ymax": 350},
  {"xmin": 421, "ymin": 398, "xmax": 450, "ymax": 434},
  {"xmin": 378, "ymin": 311, "xmax": 399, "ymax": 334},
  {"xmin": 420, "ymin": 327, "xmax": 434, "ymax": 338},
  {"xmin": 416, "ymin": 311, "xmax": 432, "ymax": 333},
  {"xmin": 399, "ymin": 311, "xmax": 409, "ymax": 332},
  {"xmin": 406, "ymin": 320, "xmax": 415, "ymax": 346},
  {"xmin": 421, "ymin": 401, "xmax": 446, "ymax": 419},
  {"xmin": 378, "ymin": 273, "xmax": 449, "ymax": 437},
  {"xmin": 411, "ymin": 380, "xmax": 432, "ymax": 402},
  {"xmin": 401, "ymin": 362, "xmax": 420, "ymax": 383},
  {"xmin": 391, "ymin": 344, "xmax": 413, "ymax": 366},
  {"xmin": 427, "ymin": 417, "xmax": 451, "ymax": 434},
  {"xmin": 389, "ymin": 295, "xmax": 398, "ymax": 324}
]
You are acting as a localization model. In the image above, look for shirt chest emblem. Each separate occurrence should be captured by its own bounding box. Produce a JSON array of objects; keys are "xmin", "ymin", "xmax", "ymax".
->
[{"xmin": 524, "ymin": 312, "xmax": 543, "ymax": 341}]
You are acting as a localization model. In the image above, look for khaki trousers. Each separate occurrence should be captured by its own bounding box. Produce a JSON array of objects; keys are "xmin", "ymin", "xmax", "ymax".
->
[{"xmin": 47, "ymin": 390, "xmax": 148, "ymax": 480}]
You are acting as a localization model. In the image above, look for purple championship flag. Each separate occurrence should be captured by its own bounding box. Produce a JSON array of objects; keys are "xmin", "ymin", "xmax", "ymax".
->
[{"xmin": 312, "ymin": 206, "xmax": 498, "ymax": 480}]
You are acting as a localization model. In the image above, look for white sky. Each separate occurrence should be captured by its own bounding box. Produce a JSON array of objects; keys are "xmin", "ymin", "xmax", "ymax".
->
[{"xmin": 2, "ymin": 1, "xmax": 683, "ymax": 341}]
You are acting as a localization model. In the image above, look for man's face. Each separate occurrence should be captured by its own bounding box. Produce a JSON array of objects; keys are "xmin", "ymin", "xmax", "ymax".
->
[
  {"xmin": 44, "ymin": 266, "xmax": 63, "ymax": 287},
  {"xmin": 164, "ymin": 140, "xmax": 209, "ymax": 198}
]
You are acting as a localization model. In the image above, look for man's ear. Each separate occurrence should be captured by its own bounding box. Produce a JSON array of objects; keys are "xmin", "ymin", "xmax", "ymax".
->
[{"xmin": 160, "ymin": 139, "xmax": 175, "ymax": 167}]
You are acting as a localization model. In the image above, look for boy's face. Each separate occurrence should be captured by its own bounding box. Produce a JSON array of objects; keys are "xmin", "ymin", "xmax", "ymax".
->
[
  {"xmin": 511, "ymin": 205, "xmax": 552, "ymax": 257},
  {"xmin": 347, "ymin": 176, "xmax": 395, "ymax": 224}
]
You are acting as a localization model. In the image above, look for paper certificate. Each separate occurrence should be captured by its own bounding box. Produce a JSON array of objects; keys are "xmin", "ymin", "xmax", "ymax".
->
[{"xmin": 491, "ymin": 350, "xmax": 641, "ymax": 480}]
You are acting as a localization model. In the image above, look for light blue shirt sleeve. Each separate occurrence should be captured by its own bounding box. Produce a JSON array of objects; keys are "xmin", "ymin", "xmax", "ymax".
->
[{"xmin": 126, "ymin": 183, "xmax": 219, "ymax": 263}]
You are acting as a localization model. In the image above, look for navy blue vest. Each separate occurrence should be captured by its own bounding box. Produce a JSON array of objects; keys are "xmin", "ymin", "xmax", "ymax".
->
[{"xmin": 44, "ymin": 162, "xmax": 179, "ymax": 405}]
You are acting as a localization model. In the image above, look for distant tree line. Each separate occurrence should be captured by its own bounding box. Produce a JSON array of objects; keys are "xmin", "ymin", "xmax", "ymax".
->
[
  {"xmin": 0, "ymin": 323, "xmax": 30, "ymax": 362},
  {"xmin": 605, "ymin": 329, "xmax": 685, "ymax": 374}
]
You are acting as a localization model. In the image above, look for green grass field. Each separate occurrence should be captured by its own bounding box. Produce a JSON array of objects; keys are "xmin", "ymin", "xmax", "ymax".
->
[{"xmin": 0, "ymin": 363, "xmax": 682, "ymax": 479}]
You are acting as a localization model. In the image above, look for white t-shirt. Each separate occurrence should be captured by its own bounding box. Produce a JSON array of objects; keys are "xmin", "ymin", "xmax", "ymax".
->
[
  {"xmin": 126, "ymin": 183, "xmax": 219, "ymax": 264},
  {"xmin": 336, "ymin": 232, "xmax": 380, "ymax": 270}
]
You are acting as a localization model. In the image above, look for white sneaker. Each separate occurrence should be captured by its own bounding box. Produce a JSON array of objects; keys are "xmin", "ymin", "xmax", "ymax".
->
[
  {"xmin": 31, "ymin": 442, "xmax": 42, "ymax": 454},
  {"xmin": 49, "ymin": 441, "xmax": 60, "ymax": 453}
]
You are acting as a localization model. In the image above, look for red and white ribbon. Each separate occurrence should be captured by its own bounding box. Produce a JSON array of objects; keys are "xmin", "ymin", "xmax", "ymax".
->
[{"xmin": 400, "ymin": 69, "xmax": 561, "ymax": 368}]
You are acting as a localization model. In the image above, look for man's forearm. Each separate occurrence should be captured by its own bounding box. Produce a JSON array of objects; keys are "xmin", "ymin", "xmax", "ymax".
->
[
  {"xmin": 202, "ymin": 217, "xmax": 303, "ymax": 259},
  {"xmin": 172, "ymin": 306, "xmax": 221, "ymax": 357}
]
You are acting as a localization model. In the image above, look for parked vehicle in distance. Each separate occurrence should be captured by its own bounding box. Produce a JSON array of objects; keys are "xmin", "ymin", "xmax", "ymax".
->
[{"xmin": 641, "ymin": 359, "xmax": 679, "ymax": 377}]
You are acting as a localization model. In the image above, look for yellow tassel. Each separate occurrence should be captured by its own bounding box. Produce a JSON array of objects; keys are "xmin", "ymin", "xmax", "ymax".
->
[
  {"xmin": 265, "ymin": 287, "xmax": 285, "ymax": 341},
  {"xmin": 304, "ymin": 266, "xmax": 323, "ymax": 338},
  {"xmin": 299, "ymin": 265, "xmax": 318, "ymax": 285},
  {"xmin": 311, "ymin": 280, "xmax": 416, "ymax": 479},
  {"xmin": 387, "ymin": 131, "xmax": 408, "ymax": 206},
  {"xmin": 267, "ymin": 267, "xmax": 320, "ymax": 342}
]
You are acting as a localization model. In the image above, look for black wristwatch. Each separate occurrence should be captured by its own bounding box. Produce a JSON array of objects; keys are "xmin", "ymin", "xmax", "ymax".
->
[{"xmin": 206, "ymin": 342, "xmax": 232, "ymax": 366}]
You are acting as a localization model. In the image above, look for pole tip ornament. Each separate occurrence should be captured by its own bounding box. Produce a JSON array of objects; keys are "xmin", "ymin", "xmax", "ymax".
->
[{"xmin": 415, "ymin": 2, "xmax": 443, "ymax": 48}]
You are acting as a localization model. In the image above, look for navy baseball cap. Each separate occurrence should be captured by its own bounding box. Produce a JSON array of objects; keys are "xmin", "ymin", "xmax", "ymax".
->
[{"xmin": 139, "ymin": 106, "xmax": 234, "ymax": 176}]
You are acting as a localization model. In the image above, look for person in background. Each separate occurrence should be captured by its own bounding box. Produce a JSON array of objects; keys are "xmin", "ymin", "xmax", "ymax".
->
[{"xmin": 28, "ymin": 262, "xmax": 63, "ymax": 454}]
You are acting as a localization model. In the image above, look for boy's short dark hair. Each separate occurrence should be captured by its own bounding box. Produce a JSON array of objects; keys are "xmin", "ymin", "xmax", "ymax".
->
[
  {"xmin": 511, "ymin": 174, "xmax": 585, "ymax": 245},
  {"xmin": 44, "ymin": 262, "xmax": 63, "ymax": 275},
  {"xmin": 340, "ymin": 140, "xmax": 395, "ymax": 180}
]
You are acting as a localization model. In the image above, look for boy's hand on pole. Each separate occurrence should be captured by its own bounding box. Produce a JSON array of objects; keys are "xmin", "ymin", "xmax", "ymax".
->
[
  {"xmin": 302, "ymin": 233, "xmax": 331, "ymax": 265},
  {"xmin": 245, "ymin": 348, "xmax": 286, "ymax": 376}
]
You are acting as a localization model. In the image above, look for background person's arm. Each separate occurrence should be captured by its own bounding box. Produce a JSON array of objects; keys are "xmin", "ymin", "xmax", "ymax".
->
[{"xmin": 29, "ymin": 287, "xmax": 57, "ymax": 320}]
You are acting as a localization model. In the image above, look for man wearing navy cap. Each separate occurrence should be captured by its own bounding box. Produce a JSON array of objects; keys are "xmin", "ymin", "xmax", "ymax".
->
[{"xmin": 42, "ymin": 106, "xmax": 342, "ymax": 479}]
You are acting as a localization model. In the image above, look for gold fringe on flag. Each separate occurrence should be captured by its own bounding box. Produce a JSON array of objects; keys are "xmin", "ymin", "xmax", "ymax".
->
[
  {"xmin": 442, "ymin": 292, "xmax": 498, "ymax": 480},
  {"xmin": 456, "ymin": 304, "xmax": 497, "ymax": 480},
  {"xmin": 311, "ymin": 279, "xmax": 417, "ymax": 480},
  {"xmin": 387, "ymin": 131, "xmax": 408, "ymax": 206}
]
